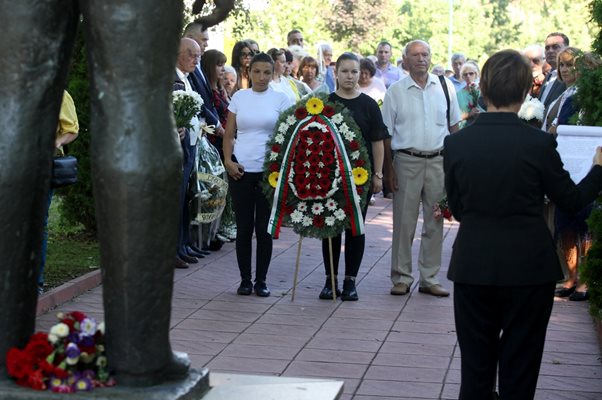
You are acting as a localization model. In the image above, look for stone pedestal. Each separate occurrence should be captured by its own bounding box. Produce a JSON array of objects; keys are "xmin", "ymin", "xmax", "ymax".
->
[{"xmin": 0, "ymin": 368, "xmax": 209, "ymax": 400}]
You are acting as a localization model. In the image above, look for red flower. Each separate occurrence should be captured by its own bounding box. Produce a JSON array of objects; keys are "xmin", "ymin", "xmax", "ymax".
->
[
  {"xmin": 322, "ymin": 105, "xmax": 335, "ymax": 117},
  {"xmin": 62, "ymin": 318, "xmax": 75, "ymax": 333},
  {"xmin": 313, "ymin": 215, "xmax": 325, "ymax": 227},
  {"xmin": 271, "ymin": 144, "xmax": 281, "ymax": 153},
  {"xmin": 25, "ymin": 334, "xmax": 53, "ymax": 362},
  {"xmin": 69, "ymin": 311, "xmax": 87, "ymax": 323},
  {"xmin": 355, "ymin": 159, "xmax": 365, "ymax": 167},
  {"xmin": 349, "ymin": 140, "xmax": 360, "ymax": 151},
  {"xmin": 294, "ymin": 163, "xmax": 306, "ymax": 175},
  {"xmin": 309, "ymin": 143, "xmax": 320, "ymax": 154},
  {"xmin": 443, "ymin": 209, "xmax": 453, "ymax": 219},
  {"xmin": 53, "ymin": 367, "xmax": 69, "ymax": 379},
  {"xmin": 322, "ymin": 133, "xmax": 334, "ymax": 143},
  {"xmin": 39, "ymin": 359, "xmax": 55, "ymax": 374},
  {"xmin": 319, "ymin": 177, "xmax": 332, "ymax": 190},
  {"xmin": 308, "ymin": 186, "xmax": 319, "ymax": 198},
  {"xmin": 322, "ymin": 153, "xmax": 334, "ymax": 166},
  {"xmin": 294, "ymin": 175, "xmax": 308, "ymax": 188},
  {"xmin": 357, "ymin": 186, "xmax": 363, "ymax": 195},
  {"xmin": 296, "ymin": 151, "xmax": 308, "ymax": 164},
  {"xmin": 312, "ymin": 131, "xmax": 324, "ymax": 143},
  {"xmin": 27, "ymin": 369, "xmax": 47, "ymax": 391},
  {"xmin": 294, "ymin": 107, "xmax": 308, "ymax": 119},
  {"xmin": 322, "ymin": 141, "xmax": 334, "ymax": 153},
  {"xmin": 309, "ymin": 164, "xmax": 319, "ymax": 175},
  {"xmin": 297, "ymin": 187, "xmax": 309, "ymax": 199},
  {"xmin": 320, "ymin": 166, "xmax": 332, "ymax": 176},
  {"xmin": 6, "ymin": 348, "xmax": 34, "ymax": 380},
  {"xmin": 269, "ymin": 163, "xmax": 279, "ymax": 172},
  {"xmin": 308, "ymin": 154, "xmax": 320, "ymax": 166}
]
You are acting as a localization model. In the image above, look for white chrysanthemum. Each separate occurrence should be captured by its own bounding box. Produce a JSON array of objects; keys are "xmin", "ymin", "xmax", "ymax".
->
[
  {"xmin": 286, "ymin": 115, "xmax": 296, "ymax": 125},
  {"xmin": 343, "ymin": 131, "xmax": 355, "ymax": 141},
  {"xmin": 48, "ymin": 334, "xmax": 59, "ymax": 344},
  {"xmin": 98, "ymin": 322, "xmax": 105, "ymax": 335},
  {"xmin": 334, "ymin": 209, "xmax": 346, "ymax": 220},
  {"xmin": 302, "ymin": 216, "xmax": 313, "ymax": 226},
  {"xmin": 297, "ymin": 202, "xmax": 308, "ymax": 212},
  {"xmin": 325, "ymin": 216, "xmax": 336, "ymax": 226},
  {"xmin": 350, "ymin": 151, "xmax": 360, "ymax": 160},
  {"xmin": 274, "ymin": 133, "xmax": 285, "ymax": 144},
  {"xmin": 290, "ymin": 210, "xmax": 303, "ymax": 223},
  {"xmin": 311, "ymin": 203, "xmax": 324, "ymax": 215},
  {"xmin": 278, "ymin": 123, "xmax": 289, "ymax": 133},
  {"xmin": 269, "ymin": 152, "xmax": 279, "ymax": 161},
  {"xmin": 50, "ymin": 322, "xmax": 70, "ymax": 338},
  {"xmin": 325, "ymin": 199, "xmax": 338, "ymax": 211},
  {"xmin": 331, "ymin": 114, "xmax": 343, "ymax": 124},
  {"xmin": 518, "ymin": 95, "xmax": 544, "ymax": 122}
]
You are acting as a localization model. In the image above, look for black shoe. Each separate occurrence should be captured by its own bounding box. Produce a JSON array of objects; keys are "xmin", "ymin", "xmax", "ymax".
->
[
  {"xmin": 319, "ymin": 277, "xmax": 341, "ymax": 300},
  {"xmin": 175, "ymin": 257, "xmax": 190, "ymax": 269},
  {"xmin": 185, "ymin": 245, "xmax": 205, "ymax": 258},
  {"xmin": 569, "ymin": 290, "xmax": 589, "ymax": 301},
  {"xmin": 209, "ymin": 239, "xmax": 224, "ymax": 251},
  {"xmin": 237, "ymin": 279, "xmax": 253, "ymax": 295},
  {"xmin": 177, "ymin": 252, "xmax": 198, "ymax": 264},
  {"xmin": 341, "ymin": 278, "xmax": 358, "ymax": 301},
  {"xmin": 555, "ymin": 285, "xmax": 576, "ymax": 297},
  {"xmin": 187, "ymin": 244, "xmax": 205, "ymax": 254},
  {"xmin": 254, "ymin": 281, "xmax": 270, "ymax": 297}
]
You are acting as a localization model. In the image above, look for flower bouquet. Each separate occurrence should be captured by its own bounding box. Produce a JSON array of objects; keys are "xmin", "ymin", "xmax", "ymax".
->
[
  {"xmin": 172, "ymin": 89, "xmax": 204, "ymax": 129},
  {"xmin": 466, "ymin": 82, "xmax": 480, "ymax": 111},
  {"xmin": 433, "ymin": 197, "xmax": 453, "ymax": 222},
  {"xmin": 6, "ymin": 311, "xmax": 114, "ymax": 393},
  {"xmin": 518, "ymin": 95, "xmax": 545, "ymax": 128},
  {"xmin": 263, "ymin": 94, "xmax": 371, "ymax": 239}
]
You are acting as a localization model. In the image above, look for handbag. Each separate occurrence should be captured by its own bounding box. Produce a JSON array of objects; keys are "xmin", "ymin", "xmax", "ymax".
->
[{"xmin": 51, "ymin": 155, "xmax": 78, "ymax": 188}]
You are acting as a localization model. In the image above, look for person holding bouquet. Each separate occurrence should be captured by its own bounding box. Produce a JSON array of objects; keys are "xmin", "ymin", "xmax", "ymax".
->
[
  {"xmin": 319, "ymin": 52, "xmax": 387, "ymax": 301},
  {"xmin": 223, "ymin": 53, "xmax": 290, "ymax": 296},
  {"xmin": 456, "ymin": 61, "xmax": 484, "ymax": 128}
]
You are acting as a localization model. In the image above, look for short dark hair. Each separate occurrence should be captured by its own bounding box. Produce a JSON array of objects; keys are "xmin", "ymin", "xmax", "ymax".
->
[
  {"xmin": 546, "ymin": 32, "xmax": 570, "ymax": 46},
  {"xmin": 377, "ymin": 41, "xmax": 392, "ymax": 49},
  {"xmin": 556, "ymin": 47, "xmax": 581, "ymax": 82},
  {"xmin": 299, "ymin": 56, "xmax": 319, "ymax": 75},
  {"xmin": 267, "ymin": 47, "xmax": 284, "ymax": 62},
  {"xmin": 282, "ymin": 48, "xmax": 293, "ymax": 63},
  {"xmin": 250, "ymin": 52, "xmax": 274, "ymax": 71},
  {"xmin": 335, "ymin": 52, "xmax": 360, "ymax": 69},
  {"xmin": 360, "ymin": 58, "xmax": 376, "ymax": 77},
  {"xmin": 287, "ymin": 29, "xmax": 302, "ymax": 42},
  {"xmin": 480, "ymin": 50, "xmax": 532, "ymax": 109}
]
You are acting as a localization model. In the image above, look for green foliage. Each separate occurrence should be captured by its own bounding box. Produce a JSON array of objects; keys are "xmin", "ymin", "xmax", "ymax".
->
[
  {"xmin": 575, "ymin": 66, "xmax": 602, "ymax": 126},
  {"xmin": 60, "ymin": 24, "xmax": 97, "ymax": 233},
  {"xmin": 581, "ymin": 203, "xmax": 602, "ymax": 319},
  {"xmin": 591, "ymin": 0, "xmax": 602, "ymax": 52}
]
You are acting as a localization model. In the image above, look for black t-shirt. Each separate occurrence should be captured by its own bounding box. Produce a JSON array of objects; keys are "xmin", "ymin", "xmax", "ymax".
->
[{"xmin": 328, "ymin": 92, "xmax": 389, "ymax": 168}]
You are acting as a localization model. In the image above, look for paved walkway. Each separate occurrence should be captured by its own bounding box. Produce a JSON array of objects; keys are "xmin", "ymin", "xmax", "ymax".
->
[{"xmin": 36, "ymin": 197, "xmax": 602, "ymax": 399}]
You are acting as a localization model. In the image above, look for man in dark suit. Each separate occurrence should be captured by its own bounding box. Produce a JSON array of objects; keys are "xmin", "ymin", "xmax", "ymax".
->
[
  {"xmin": 444, "ymin": 49, "xmax": 602, "ymax": 400},
  {"xmin": 539, "ymin": 32, "xmax": 569, "ymax": 109}
]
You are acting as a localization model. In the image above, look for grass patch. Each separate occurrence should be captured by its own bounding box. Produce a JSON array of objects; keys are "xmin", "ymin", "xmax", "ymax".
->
[{"xmin": 43, "ymin": 196, "xmax": 100, "ymax": 290}]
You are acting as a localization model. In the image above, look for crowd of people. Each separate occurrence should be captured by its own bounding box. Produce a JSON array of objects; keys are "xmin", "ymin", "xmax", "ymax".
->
[{"xmin": 173, "ymin": 23, "xmax": 602, "ymax": 399}]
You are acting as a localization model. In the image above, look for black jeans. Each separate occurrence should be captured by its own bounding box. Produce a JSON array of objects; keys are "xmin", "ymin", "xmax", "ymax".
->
[
  {"xmin": 229, "ymin": 172, "xmax": 272, "ymax": 282},
  {"xmin": 321, "ymin": 192, "xmax": 370, "ymax": 278}
]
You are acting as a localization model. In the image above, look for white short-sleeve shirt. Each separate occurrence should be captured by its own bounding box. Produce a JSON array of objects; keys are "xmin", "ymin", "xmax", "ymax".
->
[
  {"xmin": 382, "ymin": 74, "xmax": 461, "ymax": 152},
  {"xmin": 228, "ymin": 87, "xmax": 290, "ymax": 172}
]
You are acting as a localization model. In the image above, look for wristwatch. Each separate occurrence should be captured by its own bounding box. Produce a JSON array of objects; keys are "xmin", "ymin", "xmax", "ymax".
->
[{"xmin": 374, "ymin": 172, "xmax": 383, "ymax": 179}]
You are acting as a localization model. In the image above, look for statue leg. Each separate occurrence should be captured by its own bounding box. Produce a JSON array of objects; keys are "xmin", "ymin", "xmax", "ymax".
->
[
  {"xmin": 0, "ymin": 1, "xmax": 78, "ymax": 379},
  {"xmin": 79, "ymin": 0, "xmax": 186, "ymax": 386}
]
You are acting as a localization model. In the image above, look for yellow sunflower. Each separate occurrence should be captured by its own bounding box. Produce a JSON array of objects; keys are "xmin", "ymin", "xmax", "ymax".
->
[
  {"xmin": 305, "ymin": 97, "xmax": 324, "ymax": 115},
  {"xmin": 352, "ymin": 167, "xmax": 368, "ymax": 186},
  {"xmin": 268, "ymin": 171, "xmax": 280, "ymax": 188}
]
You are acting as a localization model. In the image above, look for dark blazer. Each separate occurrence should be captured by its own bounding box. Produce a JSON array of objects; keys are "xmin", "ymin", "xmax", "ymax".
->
[
  {"xmin": 188, "ymin": 66, "xmax": 220, "ymax": 127},
  {"xmin": 444, "ymin": 112, "xmax": 602, "ymax": 286},
  {"xmin": 539, "ymin": 73, "xmax": 566, "ymax": 109}
]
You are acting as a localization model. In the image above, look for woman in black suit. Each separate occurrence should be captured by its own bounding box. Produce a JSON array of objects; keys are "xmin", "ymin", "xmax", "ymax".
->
[{"xmin": 443, "ymin": 49, "xmax": 602, "ymax": 400}]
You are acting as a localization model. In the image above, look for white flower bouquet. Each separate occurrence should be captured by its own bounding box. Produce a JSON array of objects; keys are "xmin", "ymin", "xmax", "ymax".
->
[{"xmin": 172, "ymin": 90, "xmax": 204, "ymax": 129}]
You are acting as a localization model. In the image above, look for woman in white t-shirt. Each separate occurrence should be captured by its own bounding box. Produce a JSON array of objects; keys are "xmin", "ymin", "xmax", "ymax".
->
[
  {"xmin": 223, "ymin": 53, "xmax": 290, "ymax": 297},
  {"xmin": 266, "ymin": 48, "xmax": 298, "ymax": 106}
]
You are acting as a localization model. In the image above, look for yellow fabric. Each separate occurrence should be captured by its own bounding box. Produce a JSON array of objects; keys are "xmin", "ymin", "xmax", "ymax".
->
[
  {"xmin": 286, "ymin": 77, "xmax": 300, "ymax": 101},
  {"xmin": 56, "ymin": 91, "xmax": 79, "ymax": 138}
]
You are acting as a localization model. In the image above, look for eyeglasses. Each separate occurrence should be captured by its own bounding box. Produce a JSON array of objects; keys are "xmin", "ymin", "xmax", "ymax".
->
[
  {"xmin": 462, "ymin": 72, "xmax": 476, "ymax": 77},
  {"xmin": 240, "ymin": 51, "xmax": 255, "ymax": 58}
]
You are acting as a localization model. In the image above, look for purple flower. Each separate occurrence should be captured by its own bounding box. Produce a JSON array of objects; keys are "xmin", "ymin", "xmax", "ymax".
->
[
  {"xmin": 79, "ymin": 335, "xmax": 94, "ymax": 348},
  {"xmin": 73, "ymin": 377, "xmax": 93, "ymax": 391},
  {"xmin": 65, "ymin": 343, "xmax": 80, "ymax": 358},
  {"xmin": 67, "ymin": 333, "xmax": 80, "ymax": 344}
]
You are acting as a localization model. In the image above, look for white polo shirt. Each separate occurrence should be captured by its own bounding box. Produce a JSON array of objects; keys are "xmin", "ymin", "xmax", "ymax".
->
[{"xmin": 382, "ymin": 73, "xmax": 461, "ymax": 152}]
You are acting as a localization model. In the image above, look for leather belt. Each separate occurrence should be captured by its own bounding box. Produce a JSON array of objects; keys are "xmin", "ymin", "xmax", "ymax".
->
[{"xmin": 397, "ymin": 149, "xmax": 443, "ymax": 159}]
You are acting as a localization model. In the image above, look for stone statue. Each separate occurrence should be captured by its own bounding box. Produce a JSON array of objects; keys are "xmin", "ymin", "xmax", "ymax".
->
[{"xmin": 0, "ymin": 0, "xmax": 234, "ymax": 389}]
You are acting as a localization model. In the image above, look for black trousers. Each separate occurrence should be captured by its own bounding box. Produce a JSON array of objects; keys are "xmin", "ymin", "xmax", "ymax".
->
[
  {"xmin": 454, "ymin": 282, "xmax": 555, "ymax": 400},
  {"xmin": 321, "ymin": 193, "xmax": 370, "ymax": 278},
  {"xmin": 178, "ymin": 136, "xmax": 196, "ymax": 255},
  {"xmin": 229, "ymin": 172, "xmax": 272, "ymax": 282}
]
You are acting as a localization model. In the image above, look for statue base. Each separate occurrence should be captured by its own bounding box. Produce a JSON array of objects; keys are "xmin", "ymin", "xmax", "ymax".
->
[{"xmin": 0, "ymin": 368, "xmax": 209, "ymax": 399}]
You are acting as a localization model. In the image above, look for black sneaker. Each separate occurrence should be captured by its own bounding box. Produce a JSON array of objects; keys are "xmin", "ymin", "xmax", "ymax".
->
[
  {"xmin": 319, "ymin": 277, "xmax": 341, "ymax": 300},
  {"xmin": 254, "ymin": 280, "xmax": 270, "ymax": 297},
  {"xmin": 237, "ymin": 279, "xmax": 253, "ymax": 295},
  {"xmin": 341, "ymin": 278, "xmax": 358, "ymax": 301}
]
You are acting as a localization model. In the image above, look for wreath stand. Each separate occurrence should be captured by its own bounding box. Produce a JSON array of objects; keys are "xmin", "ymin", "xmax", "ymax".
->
[{"xmin": 291, "ymin": 236, "xmax": 337, "ymax": 302}]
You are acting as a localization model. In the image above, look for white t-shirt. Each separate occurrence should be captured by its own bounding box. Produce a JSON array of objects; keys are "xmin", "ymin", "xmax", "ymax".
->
[
  {"xmin": 269, "ymin": 77, "xmax": 298, "ymax": 107},
  {"xmin": 228, "ymin": 87, "xmax": 290, "ymax": 173}
]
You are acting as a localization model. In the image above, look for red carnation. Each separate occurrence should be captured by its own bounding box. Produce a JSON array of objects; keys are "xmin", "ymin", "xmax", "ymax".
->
[
  {"xmin": 308, "ymin": 154, "xmax": 321, "ymax": 166},
  {"xmin": 443, "ymin": 209, "xmax": 453, "ymax": 219},
  {"xmin": 322, "ymin": 105, "xmax": 335, "ymax": 117},
  {"xmin": 27, "ymin": 369, "xmax": 46, "ymax": 391},
  {"xmin": 313, "ymin": 215, "xmax": 325, "ymax": 228},
  {"xmin": 25, "ymin": 334, "xmax": 53, "ymax": 362},
  {"xmin": 355, "ymin": 159, "xmax": 365, "ymax": 167},
  {"xmin": 53, "ymin": 366, "xmax": 69, "ymax": 379},
  {"xmin": 69, "ymin": 311, "xmax": 87, "ymax": 322},
  {"xmin": 323, "ymin": 133, "xmax": 334, "ymax": 143},
  {"xmin": 349, "ymin": 140, "xmax": 360, "ymax": 151},
  {"xmin": 271, "ymin": 144, "xmax": 281, "ymax": 153},
  {"xmin": 296, "ymin": 151, "xmax": 308, "ymax": 164},
  {"xmin": 309, "ymin": 143, "xmax": 320, "ymax": 154},
  {"xmin": 320, "ymin": 166, "xmax": 332, "ymax": 176},
  {"xmin": 322, "ymin": 141, "xmax": 334, "ymax": 153},
  {"xmin": 6, "ymin": 348, "xmax": 34, "ymax": 380},
  {"xmin": 269, "ymin": 163, "xmax": 279, "ymax": 172},
  {"xmin": 308, "ymin": 186, "xmax": 319, "ymax": 198},
  {"xmin": 294, "ymin": 174, "xmax": 308, "ymax": 188},
  {"xmin": 319, "ymin": 177, "xmax": 332, "ymax": 190},
  {"xmin": 294, "ymin": 163, "xmax": 306, "ymax": 175},
  {"xmin": 322, "ymin": 153, "xmax": 334, "ymax": 166},
  {"xmin": 295, "ymin": 107, "xmax": 308, "ymax": 119},
  {"xmin": 309, "ymin": 164, "xmax": 319, "ymax": 175},
  {"xmin": 297, "ymin": 187, "xmax": 309, "ymax": 199}
]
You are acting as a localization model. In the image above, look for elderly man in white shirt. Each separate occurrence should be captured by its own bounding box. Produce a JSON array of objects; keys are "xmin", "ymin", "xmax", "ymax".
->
[{"xmin": 382, "ymin": 40, "xmax": 461, "ymax": 298}]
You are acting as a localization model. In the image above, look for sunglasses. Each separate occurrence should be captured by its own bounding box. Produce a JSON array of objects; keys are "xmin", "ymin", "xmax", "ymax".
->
[{"xmin": 240, "ymin": 50, "xmax": 256, "ymax": 58}]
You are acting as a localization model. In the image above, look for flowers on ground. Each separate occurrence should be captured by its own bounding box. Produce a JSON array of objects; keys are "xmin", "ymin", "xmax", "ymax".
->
[
  {"xmin": 264, "ymin": 95, "xmax": 371, "ymax": 239},
  {"xmin": 6, "ymin": 311, "xmax": 114, "ymax": 393}
]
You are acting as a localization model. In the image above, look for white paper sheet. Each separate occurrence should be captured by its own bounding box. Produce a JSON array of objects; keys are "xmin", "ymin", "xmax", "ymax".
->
[{"xmin": 556, "ymin": 125, "xmax": 602, "ymax": 182}]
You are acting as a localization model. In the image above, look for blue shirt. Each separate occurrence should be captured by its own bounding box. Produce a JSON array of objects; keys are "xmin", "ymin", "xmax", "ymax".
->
[{"xmin": 375, "ymin": 63, "xmax": 403, "ymax": 88}]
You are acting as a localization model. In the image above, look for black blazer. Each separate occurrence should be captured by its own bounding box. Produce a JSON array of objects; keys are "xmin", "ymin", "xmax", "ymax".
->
[
  {"xmin": 188, "ymin": 67, "xmax": 220, "ymax": 127},
  {"xmin": 539, "ymin": 74, "xmax": 566, "ymax": 109},
  {"xmin": 444, "ymin": 112, "xmax": 602, "ymax": 286}
]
